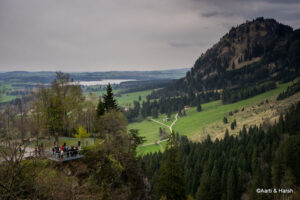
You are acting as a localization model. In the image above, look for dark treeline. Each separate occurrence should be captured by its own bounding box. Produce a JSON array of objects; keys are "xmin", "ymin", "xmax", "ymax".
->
[
  {"xmin": 6, "ymin": 89, "xmax": 32, "ymax": 96},
  {"xmin": 148, "ymin": 62, "xmax": 274, "ymax": 99},
  {"xmin": 118, "ymin": 79, "xmax": 175, "ymax": 94},
  {"xmin": 83, "ymin": 79, "xmax": 175, "ymax": 94},
  {"xmin": 277, "ymin": 81, "xmax": 300, "ymax": 100},
  {"xmin": 141, "ymin": 101, "xmax": 300, "ymax": 200},
  {"xmin": 0, "ymin": 69, "xmax": 188, "ymax": 84},
  {"xmin": 222, "ymin": 82, "xmax": 276, "ymax": 104},
  {"xmin": 124, "ymin": 91, "xmax": 220, "ymax": 122}
]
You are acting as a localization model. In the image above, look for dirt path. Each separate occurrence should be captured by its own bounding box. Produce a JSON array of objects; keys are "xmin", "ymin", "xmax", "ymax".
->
[
  {"xmin": 169, "ymin": 113, "xmax": 178, "ymax": 133},
  {"xmin": 140, "ymin": 138, "xmax": 168, "ymax": 147},
  {"xmin": 150, "ymin": 113, "xmax": 178, "ymax": 134},
  {"xmin": 141, "ymin": 113, "xmax": 179, "ymax": 148},
  {"xmin": 158, "ymin": 142, "xmax": 164, "ymax": 151},
  {"xmin": 150, "ymin": 118, "xmax": 169, "ymax": 128}
]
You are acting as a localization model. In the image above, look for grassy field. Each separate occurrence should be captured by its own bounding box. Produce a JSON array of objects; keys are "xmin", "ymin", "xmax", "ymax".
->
[
  {"xmin": 84, "ymin": 89, "xmax": 153, "ymax": 107},
  {"xmin": 116, "ymin": 90, "xmax": 152, "ymax": 107},
  {"xmin": 83, "ymin": 90, "xmax": 106, "ymax": 98},
  {"xmin": 154, "ymin": 114, "xmax": 176, "ymax": 126},
  {"xmin": 128, "ymin": 112, "xmax": 177, "ymax": 146},
  {"xmin": 173, "ymin": 82, "xmax": 292, "ymax": 138},
  {"xmin": 137, "ymin": 140, "xmax": 167, "ymax": 155},
  {"xmin": 0, "ymin": 95, "xmax": 20, "ymax": 103},
  {"xmin": 0, "ymin": 82, "xmax": 19, "ymax": 103},
  {"xmin": 129, "ymin": 118, "xmax": 166, "ymax": 145},
  {"xmin": 134, "ymin": 82, "xmax": 296, "ymax": 155}
]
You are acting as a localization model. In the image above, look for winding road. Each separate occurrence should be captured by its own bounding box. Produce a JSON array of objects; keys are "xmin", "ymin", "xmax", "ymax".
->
[
  {"xmin": 141, "ymin": 113, "xmax": 178, "ymax": 148},
  {"xmin": 150, "ymin": 113, "xmax": 178, "ymax": 133}
]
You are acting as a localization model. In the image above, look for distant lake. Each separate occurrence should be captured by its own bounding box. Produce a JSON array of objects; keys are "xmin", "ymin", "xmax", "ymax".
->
[{"xmin": 74, "ymin": 79, "xmax": 136, "ymax": 86}]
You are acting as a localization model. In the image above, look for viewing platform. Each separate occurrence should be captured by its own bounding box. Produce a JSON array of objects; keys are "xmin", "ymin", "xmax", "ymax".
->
[{"xmin": 44, "ymin": 150, "xmax": 84, "ymax": 162}]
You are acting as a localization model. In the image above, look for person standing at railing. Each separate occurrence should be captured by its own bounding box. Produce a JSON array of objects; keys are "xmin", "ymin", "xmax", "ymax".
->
[
  {"xmin": 63, "ymin": 143, "xmax": 66, "ymax": 152},
  {"xmin": 40, "ymin": 143, "xmax": 44, "ymax": 154},
  {"xmin": 56, "ymin": 147, "xmax": 60, "ymax": 158},
  {"xmin": 60, "ymin": 145, "xmax": 64, "ymax": 159}
]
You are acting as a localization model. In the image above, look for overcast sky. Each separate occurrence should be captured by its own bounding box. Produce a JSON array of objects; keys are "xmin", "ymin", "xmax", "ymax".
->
[{"xmin": 0, "ymin": 0, "xmax": 299, "ymax": 72}]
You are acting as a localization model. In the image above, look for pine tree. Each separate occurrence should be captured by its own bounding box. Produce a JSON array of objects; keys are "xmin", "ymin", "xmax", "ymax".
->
[
  {"xmin": 103, "ymin": 83, "xmax": 118, "ymax": 111},
  {"xmin": 167, "ymin": 110, "xmax": 171, "ymax": 118},
  {"xmin": 195, "ymin": 166, "xmax": 210, "ymax": 200},
  {"xmin": 156, "ymin": 132, "xmax": 186, "ymax": 200},
  {"xmin": 96, "ymin": 98, "xmax": 105, "ymax": 117},
  {"xmin": 223, "ymin": 116, "xmax": 228, "ymax": 124},
  {"xmin": 230, "ymin": 122, "xmax": 235, "ymax": 130},
  {"xmin": 225, "ymin": 128, "xmax": 230, "ymax": 139},
  {"xmin": 178, "ymin": 109, "xmax": 182, "ymax": 117},
  {"xmin": 152, "ymin": 108, "xmax": 159, "ymax": 118},
  {"xmin": 209, "ymin": 162, "xmax": 221, "ymax": 199},
  {"xmin": 197, "ymin": 103, "xmax": 202, "ymax": 112},
  {"xmin": 159, "ymin": 127, "xmax": 163, "ymax": 136},
  {"xmin": 226, "ymin": 168, "xmax": 236, "ymax": 200}
]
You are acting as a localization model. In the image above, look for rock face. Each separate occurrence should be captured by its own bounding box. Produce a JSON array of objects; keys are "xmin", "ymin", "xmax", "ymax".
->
[{"xmin": 154, "ymin": 17, "xmax": 300, "ymax": 97}]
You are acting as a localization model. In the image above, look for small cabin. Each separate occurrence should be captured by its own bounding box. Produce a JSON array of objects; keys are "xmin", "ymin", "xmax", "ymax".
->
[
  {"xmin": 163, "ymin": 118, "xmax": 170, "ymax": 122},
  {"xmin": 184, "ymin": 105, "xmax": 191, "ymax": 110}
]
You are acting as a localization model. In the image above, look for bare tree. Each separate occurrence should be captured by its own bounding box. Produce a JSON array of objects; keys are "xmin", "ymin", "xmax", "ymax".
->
[
  {"xmin": 0, "ymin": 138, "xmax": 27, "ymax": 199},
  {"xmin": 2, "ymin": 104, "xmax": 18, "ymax": 138},
  {"xmin": 15, "ymin": 98, "xmax": 29, "ymax": 143}
]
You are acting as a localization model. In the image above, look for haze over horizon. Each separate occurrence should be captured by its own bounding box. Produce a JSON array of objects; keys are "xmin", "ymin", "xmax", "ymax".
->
[{"xmin": 0, "ymin": 0, "xmax": 300, "ymax": 72}]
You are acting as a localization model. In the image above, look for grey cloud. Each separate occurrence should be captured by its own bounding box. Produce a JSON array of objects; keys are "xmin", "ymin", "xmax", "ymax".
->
[
  {"xmin": 201, "ymin": 11, "xmax": 220, "ymax": 18},
  {"xmin": 201, "ymin": 11, "xmax": 234, "ymax": 18},
  {"xmin": 192, "ymin": 0, "xmax": 300, "ymax": 28},
  {"xmin": 259, "ymin": 0, "xmax": 300, "ymax": 4},
  {"xmin": 0, "ymin": 0, "xmax": 299, "ymax": 72},
  {"xmin": 193, "ymin": 0, "xmax": 300, "ymax": 4},
  {"xmin": 169, "ymin": 42, "xmax": 209, "ymax": 48}
]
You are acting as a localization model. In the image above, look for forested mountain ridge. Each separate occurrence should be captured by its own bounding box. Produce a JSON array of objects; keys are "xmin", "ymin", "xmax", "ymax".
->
[{"xmin": 151, "ymin": 18, "xmax": 300, "ymax": 98}]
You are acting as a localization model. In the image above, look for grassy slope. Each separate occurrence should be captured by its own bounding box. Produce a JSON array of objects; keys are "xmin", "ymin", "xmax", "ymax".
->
[
  {"xmin": 135, "ymin": 82, "xmax": 293, "ymax": 155},
  {"xmin": 116, "ymin": 90, "xmax": 152, "ymax": 107},
  {"xmin": 173, "ymin": 82, "xmax": 291, "ymax": 138},
  {"xmin": 129, "ymin": 119, "xmax": 164, "ymax": 145},
  {"xmin": 137, "ymin": 140, "xmax": 167, "ymax": 155},
  {"xmin": 129, "ymin": 113, "xmax": 176, "ymax": 145},
  {"xmin": 84, "ymin": 89, "xmax": 152, "ymax": 107}
]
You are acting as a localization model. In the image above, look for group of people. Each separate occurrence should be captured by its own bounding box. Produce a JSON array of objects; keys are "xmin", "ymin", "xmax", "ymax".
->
[{"xmin": 52, "ymin": 141, "xmax": 82, "ymax": 159}]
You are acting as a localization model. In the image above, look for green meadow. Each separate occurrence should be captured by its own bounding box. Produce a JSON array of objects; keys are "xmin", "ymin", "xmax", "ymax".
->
[
  {"xmin": 116, "ymin": 90, "xmax": 152, "ymax": 107},
  {"xmin": 84, "ymin": 89, "xmax": 152, "ymax": 107},
  {"xmin": 0, "ymin": 82, "xmax": 19, "ymax": 103},
  {"xmin": 173, "ymin": 82, "xmax": 292, "ymax": 137},
  {"xmin": 129, "ymin": 118, "xmax": 165, "ymax": 145},
  {"xmin": 135, "ymin": 82, "xmax": 292, "ymax": 155},
  {"xmin": 137, "ymin": 140, "xmax": 167, "ymax": 155}
]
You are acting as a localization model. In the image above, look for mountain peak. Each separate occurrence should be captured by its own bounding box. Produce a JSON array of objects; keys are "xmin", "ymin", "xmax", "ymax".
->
[{"xmin": 150, "ymin": 18, "xmax": 300, "ymax": 98}]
